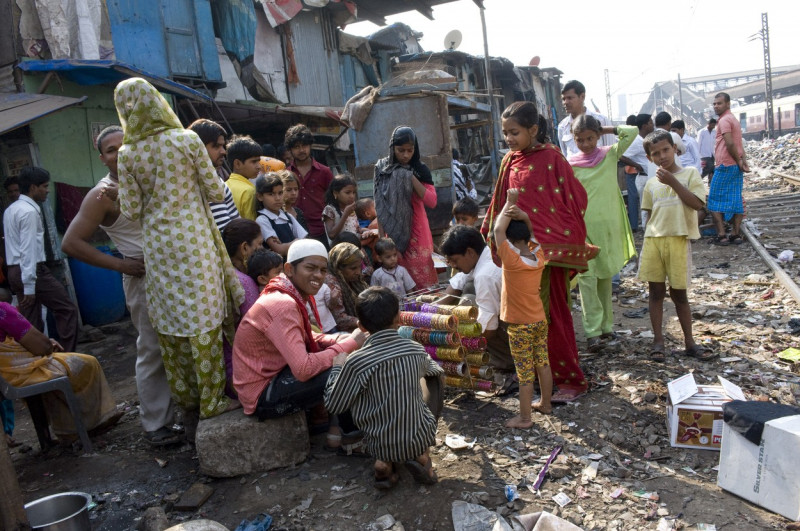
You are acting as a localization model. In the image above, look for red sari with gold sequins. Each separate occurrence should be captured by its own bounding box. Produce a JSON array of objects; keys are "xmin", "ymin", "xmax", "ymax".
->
[{"xmin": 482, "ymin": 143, "xmax": 595, "ymax": 396}]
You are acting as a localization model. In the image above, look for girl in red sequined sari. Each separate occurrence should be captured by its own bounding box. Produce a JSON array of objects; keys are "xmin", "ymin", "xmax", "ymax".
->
[{"xmin": 482, "ymin": 102, "xmax": 598, "ymax": 400}]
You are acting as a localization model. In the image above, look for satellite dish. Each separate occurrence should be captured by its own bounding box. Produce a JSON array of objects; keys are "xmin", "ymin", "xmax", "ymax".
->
[
  {"xmin": 529, "ymin": 56, "xmax": 541, "ymax": 67},
  {"xmin": 444, "ymin": 30, "xmax": 462, "ymax": 51}
]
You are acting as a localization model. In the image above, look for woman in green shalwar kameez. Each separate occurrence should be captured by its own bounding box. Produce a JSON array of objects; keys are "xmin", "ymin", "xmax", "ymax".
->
[
  {"xmin": 567, "ymin": 117, "xmax": 638, "ymax": 351},
  {"xmin": 114, "ymin": 78, "xmax": 244, "ymax": 419}
]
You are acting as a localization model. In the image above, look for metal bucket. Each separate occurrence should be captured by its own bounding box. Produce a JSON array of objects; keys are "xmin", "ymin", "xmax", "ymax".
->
[{"xmin": 24, "ymin": 492, "xmax": 91, "ymax": 531}]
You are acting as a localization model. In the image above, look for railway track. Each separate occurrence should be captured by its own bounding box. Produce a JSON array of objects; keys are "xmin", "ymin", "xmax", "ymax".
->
[{"xmin": 741, "ymin": 169, "xmax": 800, "ymax": 304}]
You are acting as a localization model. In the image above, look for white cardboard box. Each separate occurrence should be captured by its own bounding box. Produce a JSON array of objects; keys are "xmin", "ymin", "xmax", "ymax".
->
[
  {"xmin": 666, "ymin": 373, "xmax": 745, "ymax": 450},
  {"xmin": 717, "ymin": 414, "xmax": 800, "ymax": 521}
]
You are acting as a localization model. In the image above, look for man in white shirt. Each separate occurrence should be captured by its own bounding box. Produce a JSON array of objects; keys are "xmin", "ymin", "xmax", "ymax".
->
[
  {"xmin": 696, "ymin": 118, "xmax": 717, "ymax": 181},
  {"xmin": 557, "ymin": 80, "xmax": 615, "ymax": 158},
  {"xmin": 621, "ymin": 114, "xmax": 654, "ymax": 230},
  {"xmin": 440, "ymin": 225, "xmax": 516, "ymax": 393},
  {"xmin": 671, "ymin": 120, "xmax": 702, "ymax": 171},
  {"xmin": 3, "ymin": 167, "xmax": 79, "ymax": 351}
]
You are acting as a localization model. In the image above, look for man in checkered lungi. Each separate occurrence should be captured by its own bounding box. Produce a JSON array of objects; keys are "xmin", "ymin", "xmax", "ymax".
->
[{"xmin": 707, "ymin": 92, "xmax": 749, "ymax": 246}]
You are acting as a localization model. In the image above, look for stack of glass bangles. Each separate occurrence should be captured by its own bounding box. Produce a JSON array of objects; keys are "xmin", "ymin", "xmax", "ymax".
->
[
  {"xmin": 424, "ymin": 345, "xmax": 465, "ymax": 362},
  {"xmin": 397, "ymin": 327, "xmax": 460, "ymax": 346}
]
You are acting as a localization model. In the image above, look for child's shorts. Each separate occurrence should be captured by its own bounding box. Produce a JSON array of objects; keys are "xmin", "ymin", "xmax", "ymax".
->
[
  {"xmin": 506, "ymin": 321, "xmax": 548, "ymax": 384},
  {"xmin": 638, "ymin": 236, "xmax": 692, "ymax": 290}
]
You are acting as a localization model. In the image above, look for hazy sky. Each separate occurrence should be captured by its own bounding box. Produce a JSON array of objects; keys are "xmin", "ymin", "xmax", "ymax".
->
[{"xmin": 346, "ymin": 0, "xmax": 800, "ymax": 119}]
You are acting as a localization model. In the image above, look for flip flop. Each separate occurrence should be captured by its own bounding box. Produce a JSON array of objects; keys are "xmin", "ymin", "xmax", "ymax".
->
[
  {"xmin": 709, "ymin": 235, "xmax": 729, "ymax": 246},
  {"xmin": 623, "ymin": 308, "xmax": 648, "ymax": 319},
  {"xmin": 374, "ymin": 463, "xmax": 399, "ymax": 490},
  {"xmin": 550, "ymin": 389, "xmax": 585, "ymax": 403},
  {"xmin": 144, "ymin": 426, "xmax": 183, "ymax": 447},
  {"xmin": 405, "ymin": 458, "xmax": 437, "ymax": 485},
  {"xmin": 728, "ymin": 234, "xmax": 744, "ymax": 245},
  {"xmin": 649, "ymin": 344, "xmax": 666, "ymax": 363},
  {"xmin": 672, "ymin": 345, "xmax": 717, "ymax": 361}
]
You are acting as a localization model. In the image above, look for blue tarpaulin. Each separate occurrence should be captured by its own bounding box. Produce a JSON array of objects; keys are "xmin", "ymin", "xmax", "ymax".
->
[
  {"xmin": 16, "ymin": 59, "xmax": 212, "ymax": 102},
  {"xmin": 211, "ymin": 0, "xmax": 257, "ymax": 63}
]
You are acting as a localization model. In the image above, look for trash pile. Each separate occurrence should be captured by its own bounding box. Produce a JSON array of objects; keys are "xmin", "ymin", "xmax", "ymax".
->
[{"xmin": 746, "ymin": 132, "xmax": 800, "ymax": 174}]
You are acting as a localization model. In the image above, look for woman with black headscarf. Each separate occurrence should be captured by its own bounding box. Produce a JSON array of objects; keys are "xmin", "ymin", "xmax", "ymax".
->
[{"xmin": 373, "ymin": 126, "xmax": 438, "ymax": 288}]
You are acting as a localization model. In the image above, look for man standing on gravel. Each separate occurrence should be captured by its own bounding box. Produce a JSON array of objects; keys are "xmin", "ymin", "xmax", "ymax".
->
[
  {"xmin": 707, "ymin": 93, "xmax": 749, "ymax": 246},
  {"xmin": 62, "ymin": 126, "xmax": 180, "ymax": 446}
]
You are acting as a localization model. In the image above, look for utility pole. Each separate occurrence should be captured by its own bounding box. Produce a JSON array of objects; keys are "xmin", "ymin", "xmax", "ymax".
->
[
  {"xmin": 750, "ymin": 13, "xmax": 774, "ymax": 138},
  {"xmin": 762, "ymin": 13, "xmax": 774, "ymax": 139},
  {"xmin": 604, "ymin": 69, "xmax": 612, "ymax": 121},
  {"xmin": 478, "ymin": 3, "xmax": 498, "ymax": 178},
  {"xmin": 677, "ymin": 73, "xmax": 684, "ymax": 122}
]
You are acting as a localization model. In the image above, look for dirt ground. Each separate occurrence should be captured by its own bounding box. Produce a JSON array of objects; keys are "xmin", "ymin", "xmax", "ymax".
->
[{"xmin": 7, "ymin": 168, "xmax": 800, "ymax": 531}]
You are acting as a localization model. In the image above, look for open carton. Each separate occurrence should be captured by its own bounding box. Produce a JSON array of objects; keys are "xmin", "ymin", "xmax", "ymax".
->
[
  {"xmin": 718, "ymin": 414, "xmax": 800, "ymax": 521},
  {"xmin": 666, "ymin": 373, "xmax": 746, "ymax": 450}
]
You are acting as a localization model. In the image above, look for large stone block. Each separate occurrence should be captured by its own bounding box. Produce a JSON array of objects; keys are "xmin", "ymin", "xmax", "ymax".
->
[{"xmin": 196, "ymin": 409, "xmax": 309, "ymax": 477}]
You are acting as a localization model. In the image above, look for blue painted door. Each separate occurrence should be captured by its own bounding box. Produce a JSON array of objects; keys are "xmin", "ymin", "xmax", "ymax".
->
[{"xmin": 161, "ymin": 0, "xmax": 203, "ymax": 78}]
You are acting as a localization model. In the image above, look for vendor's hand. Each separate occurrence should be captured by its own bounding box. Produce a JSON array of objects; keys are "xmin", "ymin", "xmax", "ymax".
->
[
  {"xmin": 19, "ymin": 294, "xmax": 35, "ymax": 309},
  {"xmin": 50, "ymin": 339, "xmax": 64, "ymax": 352},
  {"xmin": 506, "ymin": 188, "xmax": 520, "ymax": 205},
  {"xmin": 349, "ymin": 327, "xmax": 368, "ymax": 347},
  {"xmin": 332, "ymin": 352, "xmax": 348, "ymax": 367},
  {"xmin": 118, "ymin": 257, "xmax": 145, "ymax": 277}
]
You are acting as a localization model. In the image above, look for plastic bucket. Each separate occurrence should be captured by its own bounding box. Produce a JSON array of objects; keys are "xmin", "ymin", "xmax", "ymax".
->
[
  {"xmin": 68, "ymin": 246, "xmax": 126, "ymax": 327},
  {"xmin": 24, "ymin": 492, "xmax": 91, "ymax": 530}
]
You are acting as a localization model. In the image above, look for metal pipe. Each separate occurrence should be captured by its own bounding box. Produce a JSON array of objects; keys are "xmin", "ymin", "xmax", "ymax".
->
[{"xmin": 741, "ymin": 223, "xmax": 800, "ymax": 305}]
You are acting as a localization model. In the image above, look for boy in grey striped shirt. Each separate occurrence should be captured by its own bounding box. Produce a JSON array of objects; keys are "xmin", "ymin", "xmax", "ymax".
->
[{"xmin": 324, "ymin": 287, "xmax": 444, "ymax": 490}]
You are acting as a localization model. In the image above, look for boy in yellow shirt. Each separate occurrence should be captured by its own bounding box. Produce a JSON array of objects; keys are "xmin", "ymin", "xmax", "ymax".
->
[{"xmin": 639, "ymin": 130, "xmax": 714, "ymax": 362}]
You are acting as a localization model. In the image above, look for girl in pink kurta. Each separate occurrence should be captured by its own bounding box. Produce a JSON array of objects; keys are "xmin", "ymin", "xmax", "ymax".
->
[{"xmin": 373, "ymin": 127, "xmax": 438, "ymax": 288}]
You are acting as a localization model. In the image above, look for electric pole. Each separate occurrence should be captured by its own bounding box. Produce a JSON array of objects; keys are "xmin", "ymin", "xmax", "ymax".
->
[
  {"xmin": 750, "ymin": 13, "xmax": 774, "ymax": 139},
  {"xmin": 762, "ymin": 13, "xmax": 774, "ymax": 139},
  {"xmin": 604, "ymin": 69, "xmax": 612, "ymax": 121}
]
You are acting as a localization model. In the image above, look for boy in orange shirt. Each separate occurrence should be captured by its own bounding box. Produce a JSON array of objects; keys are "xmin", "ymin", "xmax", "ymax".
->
[{"xmin": 493, "ymin": 188, "xmax": 552, "ymax": 428}]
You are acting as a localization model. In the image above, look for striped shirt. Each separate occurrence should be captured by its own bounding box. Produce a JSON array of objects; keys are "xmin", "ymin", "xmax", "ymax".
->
[
  {"xmin": 324, "ymin": 329, "xmax": 444, "ymax": 462},
  {"xmin": 209, "ymin": 181, "xmax": 240, "ymax": 231}
]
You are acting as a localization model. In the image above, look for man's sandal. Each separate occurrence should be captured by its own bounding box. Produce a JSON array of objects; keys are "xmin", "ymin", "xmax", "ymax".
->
[
  {"xmin": 405, "ymin": 458, "xmax": 438, "ymax": 485},
  {"xmin": 709, "ymin": 235, "xmax": 729, "ymax": 246},
  {"xmin": 672, "ymin": 345, "xmax": 717, "ymax": 361},
  {"xmin": 649, "ymin": 344, "xmax": 666, "ymax": 363}
]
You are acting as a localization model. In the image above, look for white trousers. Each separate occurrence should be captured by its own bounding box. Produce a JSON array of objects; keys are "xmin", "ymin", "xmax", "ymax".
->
[{"xmin": 123, "ymin": 274, "xmax": 174, "ymax": 432}]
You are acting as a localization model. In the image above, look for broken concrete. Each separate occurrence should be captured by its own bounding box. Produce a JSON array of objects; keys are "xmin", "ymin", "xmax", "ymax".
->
[{"xmin": 195, "ymin": 409, "xmax": 309, "ymax": 477}]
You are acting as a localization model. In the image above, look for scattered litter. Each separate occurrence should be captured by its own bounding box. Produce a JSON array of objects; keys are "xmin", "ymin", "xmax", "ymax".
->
[
  {"xmin": 695, "ymin": 525, "xmax": 717, "ymax": 531},
  {"xmin": 632, "ymin": 490, "xmax": 660, "ymax": 501},
  {"xmin": 552, "ymin": 492, "xmax": 571, "ymax": 507},
  {"xmin": 581, "ymin": 461, "xmax": 598, "ymax": 480},
  {"xmin": 531, "ymin": 446, "xmax": 562, "ymax": 491},
  {"xmin": 445, "ymin": 433, "xmax": 476, "ymax": 450},
  {"xmin": 778, "ymin": 348, "xmax": 800, "ymax": 362},
  {"xmin": 505, "ymin": 484, "xmax": 519, "ymax": 502},
  {"xmin": 708, "ymin": 273, "xmax": 729, "ymax": 280},
  {"xmin": 610, "ymin": 487, "xmax": 624, "ymax": 499},
  {"xmin": 778, "ymin": 250, "xmax": 794, "ymax": 262},
  {"xmin": 719, "ymin": 356, "xmax": 742, "ymax": 363},
  {"xmin": 234, "ymin": 513, "xmax": 272, "ymax": 531},
  {"xmin": 155, "ymin": 458, "xmax": 168, "ymax": 468},
  {"xmin": 623, "ymin": 308, "xmax": 648, "ymax": 319}
]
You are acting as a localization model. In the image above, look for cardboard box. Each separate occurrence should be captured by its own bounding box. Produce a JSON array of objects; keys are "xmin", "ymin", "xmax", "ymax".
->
[
  {"xmin": 666, "ymin": 373, "xmax": 745, "ymax": 450},
  {"xmin": 717, "ymin": 415, "xmax": 800, "ymax": 521}
]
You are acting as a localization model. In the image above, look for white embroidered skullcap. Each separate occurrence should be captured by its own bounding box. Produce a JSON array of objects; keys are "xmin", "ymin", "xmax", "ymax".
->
[
  {"xmin": 287, "ymin": 239, "xmax": 328, "ymax": 263},
  {"xmin": 670, "ymin": 132, "xmax": 686, "ymax": 156}
]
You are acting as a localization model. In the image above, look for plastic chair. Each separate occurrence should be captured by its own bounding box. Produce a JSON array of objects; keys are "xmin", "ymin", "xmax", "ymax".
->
[{"xmin": 0, "ymin": 374, "xmax": 92, "ymax": 453}]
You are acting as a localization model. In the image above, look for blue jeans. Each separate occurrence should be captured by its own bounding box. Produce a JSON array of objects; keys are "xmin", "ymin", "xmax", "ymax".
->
[{"xmin": 626, "ymin": 174, "xmax": 640, "ymax": 231}]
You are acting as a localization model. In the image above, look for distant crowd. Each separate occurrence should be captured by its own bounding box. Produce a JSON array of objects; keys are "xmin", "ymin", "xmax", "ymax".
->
[{"xmin": 1, "ymin": 76, "xmax": 748, "ymax": 489}]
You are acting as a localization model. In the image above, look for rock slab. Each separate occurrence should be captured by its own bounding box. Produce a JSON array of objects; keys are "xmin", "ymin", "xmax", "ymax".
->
[{"xmin": 196, "ymin": 409, "xmax": 309, "ymax": 477}]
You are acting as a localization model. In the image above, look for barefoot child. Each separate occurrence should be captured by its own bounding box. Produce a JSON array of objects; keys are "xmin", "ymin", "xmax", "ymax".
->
[
  {"xmin": 493, "ymin": 189, "xmax": 552, "ymax": 425},
  {"xmin": 567, "ymin": 115, "xmax": 637, "ymax": 352},
  {"xmin": 323, "ymin": 174, "xmax": 360, "ymax": 245},
  {"xmin": 324, "ymin": 287, "xmax": 444, "ymax": 490},
  {"xmin": 640, "ymin": 130, "xmax": 714, "ymax": 362}
]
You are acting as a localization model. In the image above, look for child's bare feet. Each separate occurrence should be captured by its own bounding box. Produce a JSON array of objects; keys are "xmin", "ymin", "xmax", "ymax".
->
[
  {"xmin": 225, "ymin": 399, "xmax": 242, "ymax": 412},
  {"xmin": 504, "ymin": 415, "xmax": 533, "ymax": 429},
  {"xmin": 531, "ymin": 401, "xmax": 552, "ymax": 414},
  {"xmin": 374, "ymin": 460, "xmax": 399, "ymax": 490}
]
